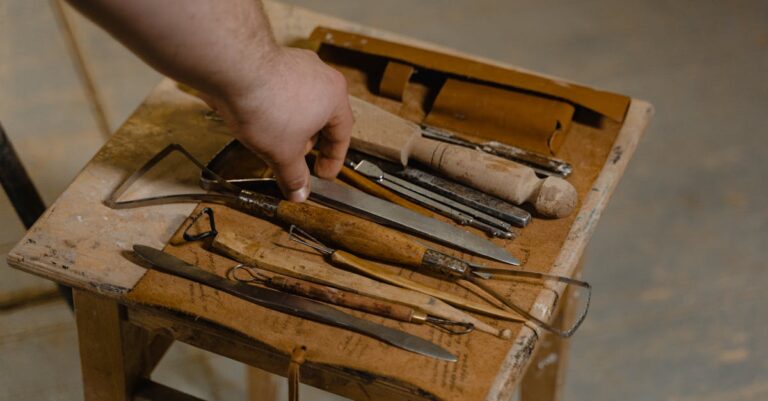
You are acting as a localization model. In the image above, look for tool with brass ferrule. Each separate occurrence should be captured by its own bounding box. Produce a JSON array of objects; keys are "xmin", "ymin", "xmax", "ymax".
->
[
  {"xmin": 288, "ymin": 226, "xmax": 591, "ymax": 338},
  {"xmin": 133, "ymin": 245, "xmax": 457, "ymax": 361},
  {"xmin": 350, "ymin": 159, "xmax": 516, "ymax": 238},
  {"xmin": 286, "ymin": 226, "xmax": 526, "ymax": 324},
  {"xmin": 229, "ymin": 264, "xmax": 474, "ymax": 334}
]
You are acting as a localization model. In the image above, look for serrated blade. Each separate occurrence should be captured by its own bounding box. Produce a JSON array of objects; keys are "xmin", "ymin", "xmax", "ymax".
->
[
  {"xmin": 133, "ymin": 245, "xmax": 456, "ymax": 361},
  {"xmin": 309, "ymin": 177, "xmax": 520, "ymax": 265}
]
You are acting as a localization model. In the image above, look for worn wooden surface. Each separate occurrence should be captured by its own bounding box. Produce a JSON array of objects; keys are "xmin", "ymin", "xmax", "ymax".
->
[{"xmin": 7, "ymin": 2, "xmax": 652, "ymax": 401}]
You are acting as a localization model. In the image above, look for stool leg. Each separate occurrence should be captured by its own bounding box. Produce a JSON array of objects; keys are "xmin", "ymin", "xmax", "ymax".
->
[
  {"xmin": 74, "ymin": 289, "xmax": 173, "ymax": 401},
  {"xmin": 519, "ymin": 260, "xmax": 584, "ymax": 401},
  {"xmin": 247, "ymin": 366, "xmax": 280, "ymax": 401}
]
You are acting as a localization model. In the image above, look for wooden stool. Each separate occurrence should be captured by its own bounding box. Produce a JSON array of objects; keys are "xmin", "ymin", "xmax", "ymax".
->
[{"xmin": 7, "ymin": 3, "xmax": 653, "ymax": 400}]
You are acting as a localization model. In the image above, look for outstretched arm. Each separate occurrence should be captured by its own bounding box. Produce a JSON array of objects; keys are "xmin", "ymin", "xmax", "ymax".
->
[{"xmin": 67, "ymin": 0, "xmax": 353, "ymax": 201}]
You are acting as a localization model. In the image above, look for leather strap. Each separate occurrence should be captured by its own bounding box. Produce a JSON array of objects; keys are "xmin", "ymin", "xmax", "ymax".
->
[
  {"xmin": 378, "ymin": 61, "xmax": 414, "ymax": 101},
  {"xmin": 288, "ymin": 346, "xmax": 307, "ymax": 401}
]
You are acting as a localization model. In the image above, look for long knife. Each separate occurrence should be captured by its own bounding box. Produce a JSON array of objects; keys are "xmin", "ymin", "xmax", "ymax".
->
[
  {"xmin": 308, "ymin": 177, "xmax": 520, "ymax": 265},
  {"xmin": 133, "ymin": 245, "xmax": 457, "ymax": 362}
]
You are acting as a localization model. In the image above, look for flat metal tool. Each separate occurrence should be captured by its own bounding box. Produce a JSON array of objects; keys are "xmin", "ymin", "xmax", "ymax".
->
[
  {"xmin": 308, "ymin": 177, "xmax": 520, "ymax": 265},
  {"xmin": 394, "ymin": 165, "xmax": 531, "ymax": 228},
  {"xmin": 133, "ymin": 245, "xmax": 457, "ymax": 361},
  {"xmin": 421, "ymin": 125, "xmax": 573, "ymax": 178},
  {"xmin": 351, "ymin": 159, "xmax": 515, "ymax": 238}
]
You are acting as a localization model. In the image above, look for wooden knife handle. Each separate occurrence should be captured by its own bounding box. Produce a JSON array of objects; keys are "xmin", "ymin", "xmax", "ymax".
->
[
  {"xmin": 338, "ymin": 165, "xmax": 438, "ymax": 218},
  {"xmin": 410, "ymin": 137, "xmax": 577, "ymax": 218},
  {"xmin": 275, "ymin": 201, "xmax": 427, "ymax": 268},
  {"xmin": 268, "ymin": 276, "xmax": 423, "ymax": 323}
]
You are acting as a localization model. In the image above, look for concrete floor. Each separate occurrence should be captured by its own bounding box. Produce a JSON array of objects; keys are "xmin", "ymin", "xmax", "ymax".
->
[{"xmin": 1, "ymin": 0, "xmax": 766, "ymax": 400}]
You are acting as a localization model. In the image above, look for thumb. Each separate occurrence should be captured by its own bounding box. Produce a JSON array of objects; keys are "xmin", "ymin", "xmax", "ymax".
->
[{"xmin": 272, "ymin": 155, "xmax": 311, "ymax": 202}]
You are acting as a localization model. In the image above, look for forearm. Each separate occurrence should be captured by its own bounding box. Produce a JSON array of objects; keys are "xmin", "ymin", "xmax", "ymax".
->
[
  {"xmin": 66, "ymin": 0, "xmax": 277, "ymax": 98},
  {"xmin": 67, "ymin": 0, "xmax": 353, "ymax": 201}
]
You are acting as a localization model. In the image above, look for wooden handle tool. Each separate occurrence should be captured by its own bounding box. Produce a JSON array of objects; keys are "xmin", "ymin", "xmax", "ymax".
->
[
  {"xmin": 347, "ymin": 96, "xmax": 577, "ymax": 218},
  {"xmin": 234, "ymin": 267, "xmax": 429, "ymax": 324},
  {"xmin": 328, "ymin": 251, "xmax": 523, "ymax": 324},
  {"xmin": 338, "ymin": 165, "xmax": 438, "ymax": 218},
  {"xmin": 212, "ymin": 231, "xmax": 509, "ymax": 338},
  {"xmin": 275, "ymin": 201, "xmax": 432, "ymax": 268}
]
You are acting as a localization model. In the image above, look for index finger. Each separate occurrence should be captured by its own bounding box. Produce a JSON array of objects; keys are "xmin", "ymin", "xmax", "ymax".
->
[{"xmin": 314, "ymin": 97, "xmax": 354, "ymax": 179}]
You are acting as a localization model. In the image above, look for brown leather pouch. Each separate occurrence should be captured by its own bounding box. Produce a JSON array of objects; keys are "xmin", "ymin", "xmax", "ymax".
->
[{"xmin": 310, "ymin": 27, "xmax": 630, "ymax": 156}]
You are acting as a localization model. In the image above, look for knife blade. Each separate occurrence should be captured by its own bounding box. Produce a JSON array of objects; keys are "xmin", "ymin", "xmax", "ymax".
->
[
  {"xmin": 133, "ymin": 245, "xmax": 456, "ymax": 362},
  {"xmin": 309, "ymin": 177, "xmax": 521, "ymax": 266}
]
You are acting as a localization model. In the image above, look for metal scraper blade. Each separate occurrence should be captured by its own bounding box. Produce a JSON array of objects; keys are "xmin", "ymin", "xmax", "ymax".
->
[{"xmin": 309, "ymin": 177, "xmax": 520, "ymax": 265}]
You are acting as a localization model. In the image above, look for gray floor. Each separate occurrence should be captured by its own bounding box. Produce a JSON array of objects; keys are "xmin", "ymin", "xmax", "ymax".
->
[{"xmin": 1, "ymin": 1, "xmax": 766, "ymax": 400}]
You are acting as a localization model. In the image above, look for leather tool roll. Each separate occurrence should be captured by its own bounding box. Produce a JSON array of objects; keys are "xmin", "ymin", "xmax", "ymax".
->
[
  {"xmin": 424, "ymin": 79, "xmax": 575, "ymax": 155},
  {"xmin": 311, "ymin": 27, "xmax": 631, "ymax": 156}
]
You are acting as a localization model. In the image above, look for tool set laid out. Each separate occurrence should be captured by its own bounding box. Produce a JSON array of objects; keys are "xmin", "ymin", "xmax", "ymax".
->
[
  {"xmin": 133, "ymin": 244, "xmax": 457, "ymax": 361},
  {"xmin": 107, "ymin": 93, "xmax": 591, "ymax": 361},
  {"xmin": 347, "ymin": 96, "xmax": 578, "ymax": 219}
]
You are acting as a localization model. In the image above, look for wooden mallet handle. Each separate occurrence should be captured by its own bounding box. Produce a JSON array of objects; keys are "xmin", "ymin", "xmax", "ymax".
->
[{"xmin": 410, "ymin": 137, "xmax": 577, "ymax": 218}]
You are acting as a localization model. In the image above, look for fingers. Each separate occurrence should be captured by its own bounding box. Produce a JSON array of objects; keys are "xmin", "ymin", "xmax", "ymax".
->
[
  {"xmin": 272, "ymin": 156, "xmax": 311, "ymax": 202},
  {"xmin": 315, "ymin": 96, "xmax": 354, "ymax": 179}
]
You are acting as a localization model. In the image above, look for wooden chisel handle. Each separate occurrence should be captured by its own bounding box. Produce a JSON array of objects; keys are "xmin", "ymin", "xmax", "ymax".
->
[
  {"xmin": 275, "ymin": 201, "xmax": 428, "ymax": 268},
  {"xmin": 410, "ymin": 137, "xmax": 577, "ymax": 218},
  {"xmin": 267, "ymin": 276, "xmax": 425, "ymax": 323}
]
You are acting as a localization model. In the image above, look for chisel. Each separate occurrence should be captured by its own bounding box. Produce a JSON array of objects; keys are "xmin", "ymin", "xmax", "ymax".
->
[{"xmin": 348, "ymin": 96, "xmax": 577, "ymax": 218}]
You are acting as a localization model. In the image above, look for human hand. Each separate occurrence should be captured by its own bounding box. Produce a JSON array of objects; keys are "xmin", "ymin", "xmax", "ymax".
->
[{"xmin": 203, "ymin": 47, "xmax": 353, "ymax": 202}]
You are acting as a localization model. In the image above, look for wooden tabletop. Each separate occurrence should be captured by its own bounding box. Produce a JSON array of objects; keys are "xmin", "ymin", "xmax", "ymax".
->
[{"xmin": 7, "ymin": 2, "xmax": 653, "ymax": 400}]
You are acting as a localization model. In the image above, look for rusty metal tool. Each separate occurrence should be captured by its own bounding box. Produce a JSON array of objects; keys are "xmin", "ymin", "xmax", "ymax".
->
[
  {"xmin": 133, "ymin": 245, "xmax": 457, "ymax": 361},
  {"xmin": 350, "ymin": 159, "xmax": 516, "ymax": 238},
  {"xmin": 421, "ymin": 124, "xmax": 573, "ymax": 178},
  {"xmin": 395, "ymin": 164, "xmax": 531, "ymax": 228}
]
